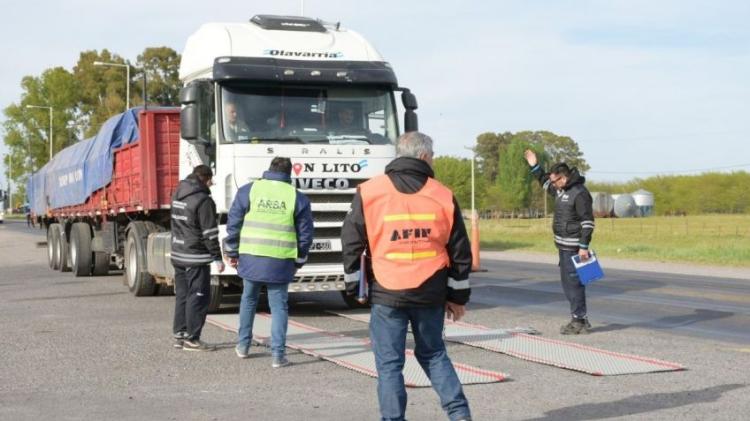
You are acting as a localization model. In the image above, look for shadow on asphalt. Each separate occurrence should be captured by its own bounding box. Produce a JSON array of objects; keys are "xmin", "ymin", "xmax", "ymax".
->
[
  {"xmin": 590, "ymin": 309, "xmax": 735, "ymax": 333},
  {"xmin": 523, "ymin": 383, "xmax": 746, "ymax": 420},
  {"xmin": 10, "ymin": 291, "xmax": 129, "ymax": 302}
]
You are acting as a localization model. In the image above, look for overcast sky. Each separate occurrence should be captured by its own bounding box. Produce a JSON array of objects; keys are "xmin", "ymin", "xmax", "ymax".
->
[{"xmin": 2, "ymin": 0, "xmax": 748, "ymax": 186}]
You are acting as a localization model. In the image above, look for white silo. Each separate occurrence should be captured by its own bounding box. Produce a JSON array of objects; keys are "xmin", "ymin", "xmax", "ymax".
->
[
  {"xmin": 613, "ymin": 193, "xmax": 638, "ymax": 218},
  {"xmin": 632, "ymin": 189, "xmax": 655, "ymax": 216},
  {"xmin": 591, "ymin": 192, "xmax": 614, "ymax": 217}
]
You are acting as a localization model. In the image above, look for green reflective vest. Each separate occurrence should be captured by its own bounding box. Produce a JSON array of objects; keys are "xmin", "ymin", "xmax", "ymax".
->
[{"xmin": 239, "ymin": 179, "xmax": 298, "ymax": 259}]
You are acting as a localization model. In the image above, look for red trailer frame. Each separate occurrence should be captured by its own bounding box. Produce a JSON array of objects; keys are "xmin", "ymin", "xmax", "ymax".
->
[{"xmin": 49, "ymin": 109, "xmax": 180, "ymax": 218}]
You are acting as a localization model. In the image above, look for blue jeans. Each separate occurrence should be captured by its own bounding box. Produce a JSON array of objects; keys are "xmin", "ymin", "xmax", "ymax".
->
[
  {"xmin": 369, "ymin": 304, "xmax": 471, "ymax": 421},
  {"xmin": 237, "ymin": 280, "xmax": 289, "ymax": 358}
]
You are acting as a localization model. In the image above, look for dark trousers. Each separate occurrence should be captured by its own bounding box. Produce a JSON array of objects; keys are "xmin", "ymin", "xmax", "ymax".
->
[
  {"xmin": 558, "ymin": 249, "xmax": 587, "ymax": 319},
  {"xmin": 173, "ymin": 265, "xmax": 211, "ymax": 340}
]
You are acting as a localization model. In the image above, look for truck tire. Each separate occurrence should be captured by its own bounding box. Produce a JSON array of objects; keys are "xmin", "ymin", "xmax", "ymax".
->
[
  {"xmin": 48, "ymin": 224, "xmax": 61, "ymax": 270},
  {"xmin": 59, "ymin": 225, "xmax": 71, "ymax": 272},
  {"xmin": 155, "ymin": 284, "xmax": 174, "ymax": 296},
  {"xmin": 46, "ymin": 226, "xmax": 56, "ymax": 269},
  {"xmin": 92, "ymin": 252, "xmax": 109, "ymax": 276},
  {"xmin": 71, "ymin": 222, "xmax": 93, "ymax": 276},
  {"xmin": 125, "ymin": 221, "xmax": 156, "ymax": 296},
  {"xmin": 341, "ymin": 291, "xmax": 370, "ymax": 309},
  {"xmin": 207, "ymin": 277, "xmax": 223, "ymax": 313}
]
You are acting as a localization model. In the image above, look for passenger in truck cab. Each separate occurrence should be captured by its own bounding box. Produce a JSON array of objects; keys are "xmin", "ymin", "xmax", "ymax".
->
[
  {"xmin": 330, "ymin": 103, "xmax": 365, "ymax": 133},
  {"xmin": 221, "ymin": 101, "xmax": 251, "ymax": 142}
]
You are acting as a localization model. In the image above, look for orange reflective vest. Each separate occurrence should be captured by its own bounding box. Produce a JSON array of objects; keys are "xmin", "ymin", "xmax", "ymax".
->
[{"xmin": 360, "ymin": 174, "xmax": 454, "ymax": 290}]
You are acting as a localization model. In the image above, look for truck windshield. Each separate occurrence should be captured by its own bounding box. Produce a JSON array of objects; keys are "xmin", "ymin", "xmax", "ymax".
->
[{"xmin": 219, "ymin": 85, "xmax": 398, "ymax": 145}]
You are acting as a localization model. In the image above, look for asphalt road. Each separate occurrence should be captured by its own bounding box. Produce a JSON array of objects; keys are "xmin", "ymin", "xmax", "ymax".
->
[{"xmin": 2, "ymin": 219, "xmax": 748, "ymax": 420}]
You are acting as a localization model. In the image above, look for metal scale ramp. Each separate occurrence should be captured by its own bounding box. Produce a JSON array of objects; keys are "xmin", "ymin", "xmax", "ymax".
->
[
  {"xmin": 329, "ymin": 310, "xmax": 685, "ymax": 376},
  {"xmin": 207, "ymin": 313, "xmax": 507, "ymax": 387}
]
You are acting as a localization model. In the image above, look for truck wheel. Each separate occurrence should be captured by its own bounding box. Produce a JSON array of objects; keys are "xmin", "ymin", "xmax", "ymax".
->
[
  {"xmin": 46, "ymin": 226, "xmax": 56, "ymax": 269},
  {"xmin": 125, "ymin": 222, "xmax": 156, "ymax": 296},
  {"xmin": 71, "ymin": 222, "xmax": 92, "ymax": 276},
  {"xmin": 48, "ymin": 224, "xmax": 61, "ymax": 270},
  {"xmin": 59, "ymin": 225, "xmax": 71, "ymax": 272},
  {"xmin": 207, "ymin": 277, "xmax": 223, "ymax": 313},
  {"xmin": 92, "ymin": 252, "xmax": 109, "ymax": 276},
  {"xmin": 155, "ymin": 284, "xmax": 174, "ymax": 296},
  {"xmin": 341, "ymin": 291, "xmax": 370, "ymax": 309}
]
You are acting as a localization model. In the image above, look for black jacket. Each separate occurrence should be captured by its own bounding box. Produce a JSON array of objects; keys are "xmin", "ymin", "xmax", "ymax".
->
[
  {"xmin": 170, "ymin": 174, "xmax": 222, "ymax": 267},
  {"xmin": 341, "ymin": 157, "xmax": 472, "ymax": 307},
  {"xmin": 531, "ymin": 165, "xmax": 595, "ymax": 250}
]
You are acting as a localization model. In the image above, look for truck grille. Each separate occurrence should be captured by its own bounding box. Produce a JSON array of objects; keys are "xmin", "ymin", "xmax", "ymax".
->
[{"xmin": 307, "ymin": 191, "xmax": 354, "ymax": 266}]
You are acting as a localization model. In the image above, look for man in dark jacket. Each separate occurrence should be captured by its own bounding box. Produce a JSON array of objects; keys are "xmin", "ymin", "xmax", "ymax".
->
[
  {"xmin": 525, "ymin": 149, "xmax": 595, "ymax": 334},
  {"xmin": 171, "ymin": 165, "xmax": 224, "ymax": 351},
  {"xmin": 223, "ymin": 157, "xmax": 314, "ymax": 367},
  {"xmin": 341, "ymin": 132, "xmax": 473, "ymax": 421}
]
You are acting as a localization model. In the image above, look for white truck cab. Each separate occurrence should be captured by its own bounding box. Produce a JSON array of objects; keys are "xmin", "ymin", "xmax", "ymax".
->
[{"xmin": 177, "ymin": 15, "xmax": 419, "ymax": 307}]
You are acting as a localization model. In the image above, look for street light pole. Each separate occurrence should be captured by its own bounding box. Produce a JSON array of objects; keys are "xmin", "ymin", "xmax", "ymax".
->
[
  {"xmin": 6, "ymin": 154, "xmax": 11, "ymax": 212},
  {"xmin": 93, "ymin": 61, "xmax": 130, "ymax": 111},
  {"xmin": 463, "ymin": 145, "xmax": 482, "ymax": 272},
  {"xmin": 26, "ymin": 105, "xmax": 54, "ymax": 161}
]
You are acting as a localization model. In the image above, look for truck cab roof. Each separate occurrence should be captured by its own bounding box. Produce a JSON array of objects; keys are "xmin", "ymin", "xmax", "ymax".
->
[{"xmin": 179, "ymin": 15, "xmax": 388, "ymax": 82}]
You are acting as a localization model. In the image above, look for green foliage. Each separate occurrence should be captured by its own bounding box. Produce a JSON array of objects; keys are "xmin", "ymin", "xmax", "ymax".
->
[
  {"xmin": 73, "ymin": 49, "xmax": 130, "ymax": 135},
  {"xmin": 134, "ymin": 47, "xmax": 182, "ymax": 106},
  {"xmin": 470, "ymin": 130, "xmax": 585, "ymax": 212},
  {"xmin": 433, "ymin": 156, "xmax": 473, "ymax": 210},
  {"xmin": 2, "ymin": 47, "xmax": 182, "ymax": 190},
  {"xmin": 474, "ymin": 131, "xmax": 512, "ymax": 182},
  {"xmin": 512, "ymin": 130, "xmax": 590, "ymax": 173},
  {"xmin": 2, "ymin": 67, "xmax": 80, "ymax": 178},
  {"xmin": 497, "ymin": 138, "xmax": 533, "ymax": 210},
  {"xmin": 588, "ymin": 172, "xmax": 750, "ymax": 215},
  {"xmin": 480, "ymin": 214, "xmax": 750, "ymax": 266}
]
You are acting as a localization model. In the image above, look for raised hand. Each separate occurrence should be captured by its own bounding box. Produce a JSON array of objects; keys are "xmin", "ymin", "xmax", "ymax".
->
[{"xmin": 524, "ymin": 149, "xmax": 537, "ymax": 167}]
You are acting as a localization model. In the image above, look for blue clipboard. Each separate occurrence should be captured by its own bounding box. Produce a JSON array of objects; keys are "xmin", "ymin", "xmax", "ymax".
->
[{"xmin": 571, "ymin": 251, "xmax": 604, "ymax": 285}]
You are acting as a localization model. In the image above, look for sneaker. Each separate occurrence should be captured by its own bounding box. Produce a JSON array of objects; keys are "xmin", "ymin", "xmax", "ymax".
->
[
  {"xmin": 182, "ymin": 339, "xmax": 217, "ymax": 352},
  {"xmin": 235, "ymin": 345, "xmax": 250, "ymax": 359},
  {"xmin": 172, "ymin": 332, "xmax": 188, "ymax": 348},
  {"xmin": 272, "ymin": 356, "xmax": 290, "ymax": 368},
  {"xmin": 560, "ymin": 318, "xmax": 591, "ymax": 335}
]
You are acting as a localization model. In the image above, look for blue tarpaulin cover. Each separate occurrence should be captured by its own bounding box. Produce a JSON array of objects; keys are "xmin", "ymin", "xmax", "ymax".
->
[{"xmin": 27, "ymin": 109, "xmax": 141, "ymax": 213}]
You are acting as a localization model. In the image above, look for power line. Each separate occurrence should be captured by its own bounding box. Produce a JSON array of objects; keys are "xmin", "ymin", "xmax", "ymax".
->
[{"xmin": 589, "ymin": 163, "xmax": 750, "ymax": 175}]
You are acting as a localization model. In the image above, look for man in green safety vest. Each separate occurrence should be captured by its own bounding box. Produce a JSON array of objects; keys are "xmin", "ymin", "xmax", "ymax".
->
[{"xmin": 223, "ymin": 157, "xmax": 314, "ymax": 367}]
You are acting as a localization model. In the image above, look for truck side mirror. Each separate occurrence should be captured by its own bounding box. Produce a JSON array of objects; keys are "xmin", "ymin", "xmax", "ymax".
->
[
  {"xmin": 404, "ymin": 111, "xmax": 419, "ymax": 132},
  {"xmin": 401, "ymin": 90, "xmax": 419, "ymax": 132},
  {"xmin": 401, "ymin": 90, "xmax": 418, "ymax": 110},
  {"xmin": 180, "ymin": 85, "xmax": 200, "ymax": 142}
]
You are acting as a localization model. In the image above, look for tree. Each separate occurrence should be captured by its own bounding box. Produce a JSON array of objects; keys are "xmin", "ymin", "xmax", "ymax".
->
[
  {"xmin": 497, "ymin": 138, "xmax": 534, "ymax": 211},
  {"xmin": 433, "ymin": 156, "xmax": 472, "ymax": 210},
  {"xmin": 474, "ymin": 131, "xmax": 512, "ymax": 183},
  {"xmin": 2, "ymin": 67, "xmax": 80, "ymax": 182},
  {"xmin": 133, "ymin": 47, "xmax": 182, "ymax": 106},
  {"xmin": 514, "ymin": 130, "xmax": 590, "ymax": 174},
  {"xmin": 72, "ymin": 49, "xmax": 130, "ymax": 136}
]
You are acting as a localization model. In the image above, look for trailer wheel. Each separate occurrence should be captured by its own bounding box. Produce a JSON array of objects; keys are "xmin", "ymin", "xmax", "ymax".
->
[
  {"xmin": 59, "ymin": 225, "xmax": 71, "ymax": 273},
  {"xmin": 71, "ymin": 222, "xmax": 92, "ymax": 276},
  {"xmin": 48, "ymin": 224, "xmax": 61, "ymax": 270},
  {"xmin": 46, "ymin": 226, "xmax": 55, "ymax": 269},
  {"xmin": 92, "ymin": 252, "xmax": 109, "ymax": 276},
  {"xmin": 125, "ymin": 222, "xmax": 156, "ymax": 296},
  {"xmin": 341, "ymin": 291, "xmax": 370, "ymax": 309},
  {"xmin": 207, "ymin": 277, "xmax": 223, "ymax": 313}
]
